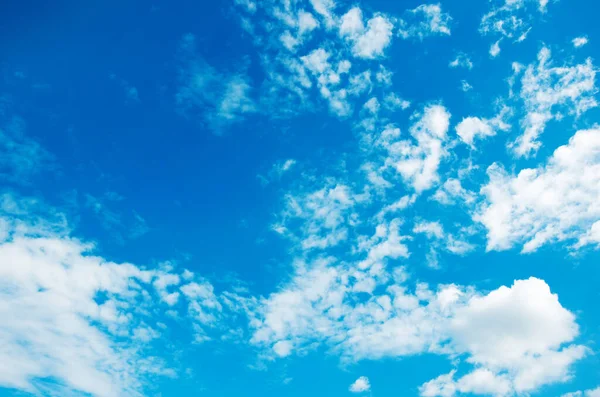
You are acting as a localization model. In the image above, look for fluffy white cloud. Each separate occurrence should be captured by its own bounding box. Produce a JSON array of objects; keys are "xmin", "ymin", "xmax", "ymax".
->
[
  {"xmin": 510, "ymin": 47, "xmax": 597, "ymax": 157},
  {"xmin": 273, "ymin": 182, "xmax": 363, "ymax": 250},
  {"xmin": 0, "ymin": 194, "xmax": 224, "ymax": 396},
  {"xmin": 379, "ymin": 105, "xmax": 451, "ymax": 192},
  {"xmin": 477, "ymin": 128, "xmax": 600, "ymax": 252},
  {"xmin": 432, "ymin": 178, "xmax": 476, "ymax": 206},
  {"xmin": 250, "ymin": 253, "xmax": 585, "ymax": 395},
  {"xmin": 339, "ymin": 7, "xmax": 394, "ymax": 59},
  {"xmin": 398, "ymin": 4, "xmax": 452, "ymax": 40},
  {"xmin": 455, "ymin": 107, "xmax": 511, "ymax": 148},
  {"xmin": 490, "ymin": 39, "xmax": 501, "ymax": 57},
  {"xmin": 421, "ymin": 278, "xmax": 586, "ymax": 396},
  {"xmin": 573, "ymin": 36, "xmax": 589, "ymax": 48},
  {"xmin": 349, "ymin": 376, "xmax": 371, "ymax": 392}
]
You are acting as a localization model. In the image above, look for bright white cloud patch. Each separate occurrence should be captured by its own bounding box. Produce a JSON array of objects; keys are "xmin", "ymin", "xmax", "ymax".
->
[
  {"xmin": 489, "ymin": 39, "xmax": 501, "ymax": 57},
  {"xmin": 477, "ymin": 128, "xmax": 600, "ymax": 252},
  {"xmin": 379, "ymin": 105, "xmax": 451, "ymax": 192},
  {"xmin": 349, "ymin": 376, "xmax": 371, "ymax": 393},
  {"xmin": 249, "ymin": 254, "xmax": 585, "ymax": 395},
  {"xmin": 339, "ymin": 7, "xmax": 394, "ymax": 59},
  {"xmin": 455, "ymin": 107, "xmax": 510, "ymax": 148},
  {"xmin": 573, "ymin": 36, "xmax": 589, "ymax": 48},
  {"xmin": 420, "ymin": 278, "xmax": 586, "ymax": 396},
  {"xmin": 0, "ymin": 194, "xmax": 224, "ymax": 396},
  {"xmin": 398, "ymin": 4, "xmax": 452, "ymax": 40},
  {"xmin": 510, "ymin": 47, "xmax": 598, "ymax": 157}
]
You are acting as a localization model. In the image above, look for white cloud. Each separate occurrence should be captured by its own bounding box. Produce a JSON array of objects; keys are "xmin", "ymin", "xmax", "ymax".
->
[
  {"xmin": 339, "ymin": 7, "xmax": 394, "ymax": 59},
  {"xmin": 421, "ymin": 278, "xmax": 586, "ymax": 396},
  {"xmin": 573, "ymin": 36, "xmax": 589, "ymax": 48},
  {"xmin": 456, "ymin": 118, "xmax": 494, "ymax": 147},
  {"xmin": 349, "ymin": 376, "xmax": 371, "ymax": 393},
  {"xmin": 477, "ymin": 128, "xmax": 600, "ymax": 252},
  {"xmin": 176, "ymin": 34, "xmax": 256, "ymax": 133},
  {"xmin": 0, "ymin": 194, "xmax": 227, "ymax": 396},
  {"xmin": 414, "ymin": 220, "xmax": 444, "ymax": 239},
  {"xmin": 432, "ymin": 178, "xmax": 476, "ymax": 206},
  {"xmin": 339, "ymin": 7, "xmax": 364, "ymax": 37},
  {"xmin": 480, "ymin": 0, "xmax": 550, "ymax": 45},
  {"xmin": 449, "ymin": 53, "xmax": 473, "ymax": 70},
  {"xmin": 510, "ymin": 47, "xmax": 597, "ymax": 157},
  {"xmin": 383, "ymin": 93, "xmax": 411, "ymax": 111},
  {"xmin": 455, "ymin": 107, "xmax": 511, "ymax": 148},
  {"xmin": 250, "ymin": 254, "xmax": 585, "ymax": 395},
  {"xmin": 398, "ymin": 4, "xmax": 452, "ymax": 40},
  {"xmin": 298, "ymin": 10, "xmax": 319, "ymax": 35},
  {"xmin": 301, "ymin": 48, "xmax": 331, "ymax": 74},
  {"xmin": 563, "ymin": 386, "xmax": 600, "ymax": 397},
  {"xmin": 379, "ymin": 105, "xmax": 451, "ymax": 192},
  {"xmin": 309, "ymin": 0, "xmax": 337, "ymax": 28},
  {"xmin": 460, "ymin": 80, "xmax": 473, "ymax": 92},
  {"xmin": 490, "ymin": 39, "xmax": 501, "ymax": 57},
  {"xmin": 275, "ymin": 183, "xmax": 360, "ymax": 250}
]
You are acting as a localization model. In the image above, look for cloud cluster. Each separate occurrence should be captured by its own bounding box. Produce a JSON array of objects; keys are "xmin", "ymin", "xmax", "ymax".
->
[
  {"xmin": 0, "ymin": 194, "xmax": 225, "ymax": 396},
  {"xmin": 510, "ymin": 47, "xmax": 597, "ymax": 157},
  {"xmin": 477, "ymin": 128, "xmax": 600, "ymax": 252}
]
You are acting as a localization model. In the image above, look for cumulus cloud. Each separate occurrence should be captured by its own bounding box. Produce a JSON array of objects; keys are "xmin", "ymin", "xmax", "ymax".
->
[
  {"xmin": 339, "ymin": 7, "xmax": 394, "ymax": 59},
  {"xmin": 477, "ymin": 128, "xmax": 600, "ymax": 252},
  {"xmin": 349, "ymin": 376, "xmax": 371, "ymax": 393},
  {"xmin": 248, "ymin": 247, "xmax": 585, "ymax": 395},
  {"xmin": 420, "ymin": 278, "xmax": 586, "ymax": 396},
  {"xmin": 573, "ymin": 36, "xmax": 589, "ymax": 48},
  {"xmin": 378, "ymin": 105, "xmax": 451, "ymax": 192},
  {"xmin": 455, "ymin": 107, "xmax": 511, "ymax": 148},
  {"xmin": 398, "ymin": 4, "xmax": 452, "ymax": 40},
  {"xmin": 510, "ymin": 47, "xmax": 597, "ymax": 157},
  {"xmin": 432, "ymin": 178, "xmax": 476, "ymax": 206}
]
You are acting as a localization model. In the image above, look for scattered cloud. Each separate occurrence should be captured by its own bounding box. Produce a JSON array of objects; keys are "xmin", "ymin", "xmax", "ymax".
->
[
  {"xmin": 176, "ymin": 34, "xmax": 256, "ymax": 133},
  {"xmin": 573, "ymin": 36, "xmax": 589, "ymax": 48},
  {"xmin": 379, "ymin": 105, "xmax": 451, "ymax": 192},
  {"xmin": 563, "ymin": 386, "xmax": 600, "ymax": 397},
  {"xmin": 398, "ymin": 4, "xmax": 452, "ymax": 40},
  {"xmin": 455, "ymin": 106, "xmax": 511, "ymax": 149},
  {"xmin": 477, "ymin": 128, "xmax": 600, "ymax": 252},
  {"xmin": 449, "ymin": 53, "xmax": 473, "ymax": 70},
  {"xmin": 509, "ymin": 47, "xmax": 597, "ymax": 157},
  {"xmin": 349, "ymin": 376, "xmax": 371, "ymax": 393},
  {"xmin": 0, "ymin": 195, "xmax": 222, "ymax": 395}
]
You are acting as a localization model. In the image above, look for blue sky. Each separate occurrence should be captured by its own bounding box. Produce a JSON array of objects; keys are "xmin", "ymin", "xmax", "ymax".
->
[{"xmin": 1, "ymin": 0, "xmax": 600, "ymax": 396}]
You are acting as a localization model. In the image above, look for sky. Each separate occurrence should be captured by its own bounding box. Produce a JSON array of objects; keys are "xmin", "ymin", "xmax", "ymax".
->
[{"xmin": 1, "ymin": 0, "xmax": 600, "ymax": 396}]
